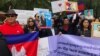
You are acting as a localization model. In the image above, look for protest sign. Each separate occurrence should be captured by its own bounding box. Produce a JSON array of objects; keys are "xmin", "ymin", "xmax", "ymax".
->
[
  {"xmin": 48, "ymin": 35, "xmax": 100, "ymax": 56},
  {"xmin": 92, "ymin": 22, "xmax": 100, "ymax": 38},
  {"xmin": 34, "ymin": 8, "xmax": 52, "ymax": 28},
  {"xmin": 65, "ymin": 1, "xmax": 78, "ymax": 12},
  {"xmin": 84, "ymin": 9, "xmax": 94, "ymax": 20},
  {"xmin": 51, "ymin": 1, "xmax": 66, "ymax": 13},
  {"xmin": 37, "ymin": 37, "xmax": 49, "ymax": 56}
]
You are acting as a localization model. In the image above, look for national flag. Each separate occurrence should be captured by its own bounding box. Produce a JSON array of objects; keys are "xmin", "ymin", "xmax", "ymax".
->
[{"xmin": 5, "ymin": 32, "xmax": 39, "ymax": 56}]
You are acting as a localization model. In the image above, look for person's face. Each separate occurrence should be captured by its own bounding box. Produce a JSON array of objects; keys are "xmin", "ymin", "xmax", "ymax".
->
[
  {"xmin": 35, "ymin": 14, "xmax": 39, "ymax": 20},
  {"xmin": 6, "ymin": 15, "xmax": 16, "ymax": 23},
  {"xmin": 83, "ymin": 20, "xmax": 89, "ymax": 28},
  {"xmin": 29, "ymin": 21, "xmax": 34, "ymax": 26},
  {"xmin": 64, "ymin": 19, "xmax": 69, "ymax": 25}
]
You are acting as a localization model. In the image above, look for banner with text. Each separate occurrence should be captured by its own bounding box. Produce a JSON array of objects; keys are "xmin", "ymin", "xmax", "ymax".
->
[{"xmin": 48, "ymin": 35, "xmax": 100, "ymax": 56}]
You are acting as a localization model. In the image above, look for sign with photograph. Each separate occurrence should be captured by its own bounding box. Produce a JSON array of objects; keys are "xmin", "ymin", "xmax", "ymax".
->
[
  {"xmin": 92, "ymin": 22, "xmax": 100, "ymax": 38},
  {"xmin": 84, "ymin": 9, "xmax": 94, "ymax": 20},
  {"xmin": 65, "ymin": 1, "xmax": 78, "ymax": 12},
  {"xmin": 34, "ymin": 8, "xmax": 52, "ymax": 28}
]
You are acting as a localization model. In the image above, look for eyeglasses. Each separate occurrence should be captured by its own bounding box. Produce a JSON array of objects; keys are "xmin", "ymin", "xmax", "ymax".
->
[{"xmin": 6, "ymin": 15, "xmax": 16, "ymax": 17}]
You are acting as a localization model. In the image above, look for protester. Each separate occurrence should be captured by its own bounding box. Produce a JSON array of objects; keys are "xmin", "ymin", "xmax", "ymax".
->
[
  {"xmin": 59, "ymin": 14, "xmax": 80, "ymax": 35},
  {"xmin": 0, "ymin": 13, "xmax": 24, "ymax": 56},
  {"xmin": 34, "ymin": 13, "xmax": 41, "ymax": 30},
  {"xmin": 78, "ymin": 19, "xmax": 91, "ymax": 37},
  {"xmin": 34, "ymin": 13, "xmax": 40, "ymax": 25},
  {"xmin": 24, "ymin": 17, "xmax": 38, "ymax": 33},
  {"xmin": 0, "ymin": 13, "xmax": 24, "ymax": 35}
]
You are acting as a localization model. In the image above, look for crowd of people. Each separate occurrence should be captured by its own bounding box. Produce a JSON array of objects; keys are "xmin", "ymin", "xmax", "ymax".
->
[
  {"xmin": 0, "ymin": 11, "xmax": 100, "ymax": 56},
  {"xmin": 0, "ymin": 12, "xmax": 100, "ymax": 37}
]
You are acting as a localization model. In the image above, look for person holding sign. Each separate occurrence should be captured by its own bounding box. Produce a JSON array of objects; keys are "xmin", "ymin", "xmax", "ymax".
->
[
  {"xmin": 59, "ymin": 14, "xmax": 80, "ymax": 35},
  {"xmin": 0, "ymin": 13, "xmax": 24, "ymax": 56}
]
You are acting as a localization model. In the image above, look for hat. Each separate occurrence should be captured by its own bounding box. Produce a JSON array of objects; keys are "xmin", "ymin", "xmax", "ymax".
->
[{"xmin": 5, "ymin": 9, "xmax": 18, "ymax": 17}]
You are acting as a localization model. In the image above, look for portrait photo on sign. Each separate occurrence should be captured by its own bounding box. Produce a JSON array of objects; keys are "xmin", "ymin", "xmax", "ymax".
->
[
  {"xmin": 84, "ymin": 9, "xmax": 94, "ymax": 20},
  {"xmin": 65, "ymin": 1, "xmax": 78, "ymax": 12},
  {"xmin": 92, "ymin": 22, "xmax": 100, "ymax": 38}
]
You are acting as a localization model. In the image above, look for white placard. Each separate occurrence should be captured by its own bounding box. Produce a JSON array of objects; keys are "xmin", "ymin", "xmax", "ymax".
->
[{"xmin": 51, "ymin": 1, "xmax": 66, "ymax": 13}]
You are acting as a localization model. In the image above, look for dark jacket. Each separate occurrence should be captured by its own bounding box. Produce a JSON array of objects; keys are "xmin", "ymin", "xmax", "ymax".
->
[
  {"xmin": 24, "ymin": 25, "xmax": 38, "ymax": 34},
  {"xmin": 0, "ymin": 33, "xmax": 12, "ymax": 56},
  {"xmin": 77, "ymin": 29, "xmax": 91, "ymax": 37},
  {"xmin": 39, "ymin": 27, "xmax": 59, "ymax": 38}
]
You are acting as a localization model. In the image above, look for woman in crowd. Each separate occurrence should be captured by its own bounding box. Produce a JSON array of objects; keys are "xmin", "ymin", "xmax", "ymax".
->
[
  {"xmin": 24, "ymin": 18, "xmax": 38, "ymax": 33},
  {"xmin": 78, "ymin": 19, "xmax": 91, "ymax": 37}
]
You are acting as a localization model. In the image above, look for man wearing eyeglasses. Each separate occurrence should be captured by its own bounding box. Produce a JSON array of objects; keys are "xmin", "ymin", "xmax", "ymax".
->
[
  {"xmin": 0, "ymin": 13, "xmax": 24, "ymax": 35},
  {"xmin": 0, "ymin": 13, "xmax": 24, "ymax": 56}
]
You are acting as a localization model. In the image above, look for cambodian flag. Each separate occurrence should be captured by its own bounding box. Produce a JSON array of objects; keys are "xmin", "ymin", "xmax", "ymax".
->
[{"xmin": 5, "ymin": 32, "xmax": 39, "ymax": 56}]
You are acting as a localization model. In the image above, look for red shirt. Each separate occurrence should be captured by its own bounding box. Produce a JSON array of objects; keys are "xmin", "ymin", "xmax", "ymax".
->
[{"xmin": 0, "ymin": 22, "xmax": 24, "ymax": 35}]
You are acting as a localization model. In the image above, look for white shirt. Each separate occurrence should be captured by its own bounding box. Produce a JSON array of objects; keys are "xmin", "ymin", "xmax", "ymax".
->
[{"xmin": 51, "ymin": 28, "xmax": 55, "ymax": 36}]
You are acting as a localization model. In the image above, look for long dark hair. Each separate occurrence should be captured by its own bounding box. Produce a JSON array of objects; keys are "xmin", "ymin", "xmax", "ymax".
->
[
  {"xmin": 80, "ymin": 19, "xmax": 91, "ymax": 31},
  {"xmin": 27, "ymin": 18, "xmax": 36, "ymax": 29}
]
